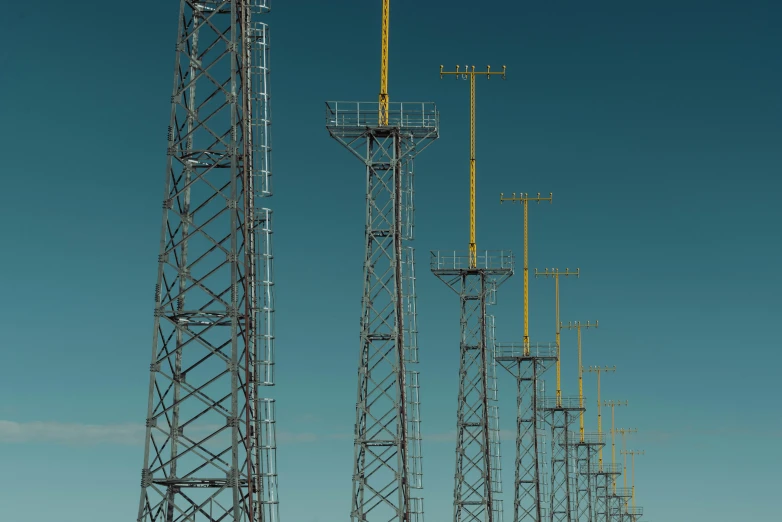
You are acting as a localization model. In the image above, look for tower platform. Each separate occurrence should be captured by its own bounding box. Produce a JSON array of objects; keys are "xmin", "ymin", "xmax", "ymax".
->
[
  {"xmin": 494, "ymin": 341, "xmax": 558, "ymax": 362},
  {"xmin": 539, "ymin": 396, "xmax": 587, "ymax": 413},
  {"xmin": 561, "ymin": 431, "xmax": 606, "ymax": 447},
  {"xmin": 581, "ymin": 463, "xmax": 622, "ymax": 476},
  {"xmin": 326, "ymin": 101, "xmax": 439, "ymax": 140}
]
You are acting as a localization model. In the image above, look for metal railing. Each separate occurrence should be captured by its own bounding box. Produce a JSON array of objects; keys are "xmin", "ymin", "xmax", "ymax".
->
[
  {"xmin": 561, "ymin": 431, "xmax": 605, "ymax": 445},
  {"xmin": 612, "ymin": 488, "xmax": 634, "ymax": 498},
  {"xmin": 538, "ymin": 396, "xmax": 586, "ymax": 410},
  {"xmin": 494, "ymin": 341, "xmax": 557, "ymax": 360},
  {"xmin": 325, "ymin": 101, "xmax": 439, "ymax": 132},
  {"xmin": 581, "ymin": 462, "xmax": 622, "ymax": 475},
  {"xmin": 430, "ymin": 250, "xmax": 514, "ymax": 273}
]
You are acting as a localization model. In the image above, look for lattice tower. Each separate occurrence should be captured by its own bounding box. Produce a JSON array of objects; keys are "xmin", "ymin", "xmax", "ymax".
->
[
  {"xmin": 534, "ymin": 268, "xmax": 579, "ymax": 522},
  {"xmin": 433, "ymin": 63, "xmax": 510, "ymax": 522},
  {"xmin": 564, "ymin": 432, "xmax": 604, "ymax": 522},
  {"xmin": 614, "ymin": 429, "xmax": 637, "ymax": 515},
  {"xmin": 559, "ymin": 322, "xmax": 598, "ymax": 522},
  {"xmin": 136, "ymin": 2, "xmax": 278, "ymax": 521},
  {"xmin": 326, "ymin": 5, "xmax": 438, "ymax": 520},
  {"xmin": 497, "ymin": 191, "xmax": 554, "ymax": 522},
  {"xmin": 496, "ymin": 343, "xmax": 557, "ymax": 522}
]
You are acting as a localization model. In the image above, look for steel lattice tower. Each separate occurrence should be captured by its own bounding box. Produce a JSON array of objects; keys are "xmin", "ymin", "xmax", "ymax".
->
[
  {"xmin": 568, "ymin": 434, "xmax": 603, "ymax": 522},
  {"xmin": 496, "ymin": 192, "xmax": 554, "ymax": 522},
  {"xmin": 432, "ymin": 251, "xmax": 513, "ymax": 522},
  {"xmin": 136, "ymin": 2, "xmax": 278, "ymax": 522},
  {"xmin": 541, "ymin": 400, "xmax": 583, "ymax": 522},
  {"xmin": 586, "ymin": 464, "xmax": 620, "ymax": 522},
  {"xmin": 434, "ymin": 63, "xmax": 511, "ymax": 522},
  {"xmin": 327, "ymin": 105, "xmax": 437, "ymax": 522},
  {"xmin": 327, "ymin": 39, "xmax": 440, "ymax": 522},
  {"xmin": 326, "ymin": 4, "xmax": 438, "ymax": 520},
  {"xmin": 495, "ymin": 342, "xmax": 557, "ymax": 522}
]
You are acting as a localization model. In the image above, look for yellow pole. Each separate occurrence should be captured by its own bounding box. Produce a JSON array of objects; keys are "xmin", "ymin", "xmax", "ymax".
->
[
  {"xmin": 440, "ymin": 65, "xmax": 506, "ymax": 269},
  {"xmin": 562, "ymin": 321, "xmax": 597, "ymax": 442},
  {"xmin": 524, "ymin": 200, "xmax": 528, "ymax": 348},
  {"xmin": 604, "ymin": 400, "xmax": 627, "ymax": 493},
  {"xmin": 587, "ymin": 366, "xmax": 615, "ymax": 470},
  {"xmin": 534, "ymin": 268, "xmax": 579, "ymax": 407},
  {"xmin": 469, "ymin": 69, "xmax": 476, "ymax": 267},
  {"xmin": 597, "ymin": 372, "xmax": 602, "ymax": 465},
  {"xmin": 555, "ymin": 274, "xmax": 560, "ymax": 405},
  {"xmin": 378, "ymin": 0, "xmax": 390, "ymax": 125},
  {"xmin": 622, "ymin": 449, "xmax": 644, "ymax": 511},
  {"xmin": 616, "ymin": 428, "xmax": 637, "ymax": 509},
  {"xmin": 577, "ymin": 326, "xmax": 582, "ymax": 437},
  {"xmin": 499, "ymin": 193, "xmax": 552, "ymax": 355}
]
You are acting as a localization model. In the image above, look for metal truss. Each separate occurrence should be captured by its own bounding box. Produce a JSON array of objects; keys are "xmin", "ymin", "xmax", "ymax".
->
[
  {"xmin": 326, "ymin": 100, "xmax": 438, "ymax": 522},
  {"xmin": 583, "ymin": 465, "xmax": 621, "ymax": 522},
  {"xmin": 562, "ymin": 433, "xmax": 603, "ymax": 522},
  {"xmin": 431, "ymin": 251, "xmax": 514, "ymax": 522},
  {"xmin": 495, "ymin": 342, "xmax": 557, "ymax": 522},
  {"xmin": 607, "ymin": 490, "xmax": 632, "ymax": 522},
  {"xmin": 540, "ymin": 400, "xmax": 584, "ymax": 522},
  {"xmin": 137, "ymin": 2, "xmax": 277, "ymax": 522},
  {"xmin": 623, "ymin": 507, "xmax": 643, "ymax": 522}
]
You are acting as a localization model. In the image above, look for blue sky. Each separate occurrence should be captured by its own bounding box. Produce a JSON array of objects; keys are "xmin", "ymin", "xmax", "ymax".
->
[{"xmin": 0, "ymin": 1, "xmax": 780, "ymax": 521}]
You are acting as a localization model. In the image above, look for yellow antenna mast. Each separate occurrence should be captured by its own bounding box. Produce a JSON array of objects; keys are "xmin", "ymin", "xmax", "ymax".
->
[
  {"xmin": 615, "ymin": 427, "xmax": 637, "ymax": 509},
  {"xmin": 603, "ymin": 399, "xmax": 628, "ymax": 494},
  {"xmin": 440, "ymin": 64, "xmax": 507, "ymax": 268},
  {"xmin": 586, "ymin": 365, "xmax": 616, "ymax": 469},
  {"xmin": 534, "ymin": 268, "xmax": 579, "ymax": 406},
  {"xmin": 378, "ymin": 0, "xmax": 390, "ymax": 125},
  {"xmin": 561, "ymin": 321, "xmax": 598, "ymax": 442},
  {"xmin": 621, "ymin": 449, "xmax": 645, "ymax": 513},
  {"xmin": 499, "ymin": 192, "xmax": 553, "ymax": 354}
]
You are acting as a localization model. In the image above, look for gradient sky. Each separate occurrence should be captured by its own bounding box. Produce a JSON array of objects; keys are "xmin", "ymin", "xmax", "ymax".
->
[{"xmin": 1, "ymin": 1, "xmax": 780, "ymax": 521}]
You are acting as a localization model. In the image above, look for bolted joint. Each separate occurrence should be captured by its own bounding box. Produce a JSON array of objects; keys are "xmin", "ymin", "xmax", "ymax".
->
[
  {"xmin": 226, "ymin": 417, "xmax": 239, "ymax": 428},
  {"xmin": 146, "ymin": 417, "xmax": 157, "ymax": 428},
  {"xmin": 141, "ymin": 468, "xmax": 152, "ymax": 488}
]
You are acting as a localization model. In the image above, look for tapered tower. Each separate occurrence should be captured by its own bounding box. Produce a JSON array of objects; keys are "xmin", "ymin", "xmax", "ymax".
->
[
  {"xmin": 136, "ymin": 2, "xmax": 278, "ymax": 522},
  {"xmin": 433, "ymin": 64, "xmax": 512, "ymax": 522},
  {"xmin": 326, "ymin": 3, "xmax": 439, "ymax": 521}
]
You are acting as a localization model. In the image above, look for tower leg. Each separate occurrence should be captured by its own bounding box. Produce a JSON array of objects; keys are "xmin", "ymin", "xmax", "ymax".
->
[
  {"xmin": 512, "ymin": 360, "xmax": 547, "ymax": 522},
  {"xmin": 350, "ymin": 129, "xmax": 424, "ymax": 522},
  {"xmin": 137, "ymin": 3, "xmax": 278, "ymax": 521},
  {"xmin": 453, "ymin": 271, "xmax": 496, "ymax": 522}
]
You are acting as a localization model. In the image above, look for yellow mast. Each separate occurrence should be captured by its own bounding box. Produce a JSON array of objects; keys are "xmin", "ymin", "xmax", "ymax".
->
[
  {"xmin": 378, "ymin": 0, "xmax": 390, "ymax": 125},
  {"xmin": 603, "ymin": 399, "xmax": 627, "ymax": 493},
  {"xmin": 534, "ymin": 268, "xmax": 579, "ymax": 405},
  {"xmin": 440, "ymin": 65, "xmax": 506, "ymax": 268},
  {"xmin": 622, "ymin": 449, "xmax": 645, "ymax": 511},
  {"xmin": 586, "ymin": 366, "xmax": 615, "ymax": 469},
  {"xmin": 561, "ymin": 321, "xmax": 597, "ymax": 441},
  {"xmin": 499, "ymin": 192, "xmax": 552, "ymax": 354},
  {"xmin": 615, "ymin": 427, "xmax": 637, "ymax": 509}
]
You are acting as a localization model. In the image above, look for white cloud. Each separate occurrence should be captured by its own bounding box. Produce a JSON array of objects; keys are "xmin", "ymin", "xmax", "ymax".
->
[
  {"xmin": 424, "ymin": 429, "xmax": 518, "ymax": 443},
  {"xmin": 0, "ymin": 420, "xmax": 145, "ymax": 445},
  {"xmin": 0, "ymin": 420, "xmax": 352, "ymax": 446}
]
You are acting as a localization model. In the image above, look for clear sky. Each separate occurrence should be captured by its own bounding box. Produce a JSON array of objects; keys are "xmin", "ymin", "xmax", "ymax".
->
[{"xmin": 0, "ymin": 1, "xmax": 780, "ymax": 521}]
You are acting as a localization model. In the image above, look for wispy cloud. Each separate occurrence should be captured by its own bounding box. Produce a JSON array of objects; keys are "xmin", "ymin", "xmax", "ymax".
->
[
  {"xmin": 0, "ymin": 420, "xmax": 145, "ymax": 445},
  {"xmin": 424, "ymin": 429, "xmax": 518, "ymax": 443},
  {"xmin": 0, "ymin": 420, "xmax": 351, "ymax": 446}
]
